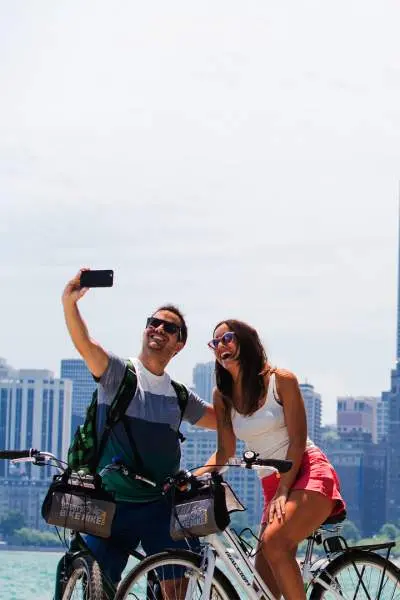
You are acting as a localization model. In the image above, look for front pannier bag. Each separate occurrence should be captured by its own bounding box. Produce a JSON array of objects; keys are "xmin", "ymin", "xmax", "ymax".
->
[
  {"xmin": 170, "ymin": 473, "xmax": 244, "ymax": 541},
  {"xmin": 42, "ymin": 471, "xmax": 116, "ymax": 538}
]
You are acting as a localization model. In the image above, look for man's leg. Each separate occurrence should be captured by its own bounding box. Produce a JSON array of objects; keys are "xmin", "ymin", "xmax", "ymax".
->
[
  {"xmin": 85, "ymin": 502, "xmax": 141, "ymax": 585},
  {"xmin": 85, "ymin": 534, "xmax": 130, "ymax": 586},
  {"xmin": 138, "ymin": 497, "xmax": 200, "ymax": 600}
]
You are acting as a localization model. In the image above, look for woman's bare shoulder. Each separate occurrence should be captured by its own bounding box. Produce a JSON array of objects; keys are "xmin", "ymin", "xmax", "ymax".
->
[
  {"xmin": 273, "ymin": 367, "xmax": 298, "ymax": 385},
  {"xmin": 212, "ymin": 386, "xmax": 225, "ymax": 406}
]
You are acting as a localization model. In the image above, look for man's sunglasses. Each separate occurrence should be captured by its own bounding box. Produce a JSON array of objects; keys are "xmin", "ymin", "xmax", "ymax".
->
[
  {"xmin": 146, "ymin": 317, "xmax": 182, "ymax": 339},
  {"xmin": 208, "ymin": 331, "xmax": 236, "ymax": 350}
]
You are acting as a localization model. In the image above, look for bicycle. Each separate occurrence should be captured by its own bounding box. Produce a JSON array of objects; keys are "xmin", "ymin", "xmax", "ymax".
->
[
  {"xmin": 114, "ymin": 452, "xmax": 400, "ymax": 600},
  {"xmin": 0, "ymin": 448, "xmax": 150, "ymax": 600}
]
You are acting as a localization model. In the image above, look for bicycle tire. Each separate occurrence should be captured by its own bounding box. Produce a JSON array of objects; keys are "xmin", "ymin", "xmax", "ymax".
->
[
  {"xmin": 309, "ymin": 549, "xmax": 400, "ymax": 599},
  {"xmin": 61, "ymin": 555, "xmax": 104, "ymax": 600},
  {"xmin": 114, "ymin": 548, "xmax": 241, "ymax": 600}
]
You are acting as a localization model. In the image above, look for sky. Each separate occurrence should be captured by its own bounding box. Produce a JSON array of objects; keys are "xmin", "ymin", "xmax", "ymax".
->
[{"xmin": 1, "ymin": 1, "xmax": 400, "ymax": 424}]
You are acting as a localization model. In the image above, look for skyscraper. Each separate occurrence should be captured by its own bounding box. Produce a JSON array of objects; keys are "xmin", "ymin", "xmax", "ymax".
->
[
  {"xmin": 337, "ymin": 396, "xmax": 380, "ymax": 443},
  {"xmin": 192, "ymin": 361, "xmax": 215, "ymax": 403},
  {"xmin": 61, "ymin": 358, "xmax": 96, "ymax": 435},
  {"xmin": 384, "ymin": 205, "xmax": 400, "ymax": 523},
  {"xmin": 327, "ymin": 431, "xmax": 387, "ymax": 536},
  {"xmin": 0, "ymin": 365, "xmax": 73, "ymax": 529},
  {"xmin": 0, "ymin": 366, "xmax": 72, "ymax": 479},
  {"xmin": 299, "ymin": 382, "xmax": 322, "ymax": 446},
  {"xmin": 180, "ymin": 428, "xmax": 264, "ymax": 527}
]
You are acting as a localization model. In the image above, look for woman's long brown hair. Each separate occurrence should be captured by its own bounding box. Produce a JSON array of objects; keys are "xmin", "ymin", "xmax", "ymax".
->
[{"xmin": 214, "ymin": 319, "xmax": 268, "ymax": 417}]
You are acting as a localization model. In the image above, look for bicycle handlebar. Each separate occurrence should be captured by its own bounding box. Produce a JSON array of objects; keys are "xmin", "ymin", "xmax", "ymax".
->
[
  {"xmin": 228, "ymin": 456, "xmax": 293, "ymax": 473},
  {"xmin": 163, "ymin": 453, "xmax": 293, "ymax": 493},
  {"xmin": 0, "ymin": 449, "xmax": 38, "ymax": 460}
]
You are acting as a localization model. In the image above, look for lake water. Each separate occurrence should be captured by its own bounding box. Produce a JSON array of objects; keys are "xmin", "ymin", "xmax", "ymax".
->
[
  {"xmin": 0, "ymin": 550, "xmax": 63, "ymax": 600},
  {"xmin": 0, "ymin": 550, "xmax": 141, "ymax": 600},
  {"xmin": 1, "ymin": 549, "xmax": 399, "ymax": 600}
]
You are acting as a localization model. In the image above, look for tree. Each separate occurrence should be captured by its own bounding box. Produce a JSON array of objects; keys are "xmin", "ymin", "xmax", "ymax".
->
[
  {"xmin": 379, "ymin": 523, "xmax": 399, "ymax": 540},
  {"xmin": 341, "ymin": 520, "xmax": 361, "ymax": 542},
  {"xmin": 0, "ymin": 510, "xmax": 26, "ymax": 538},
  {"xmin": 11, "ymin": 527, "xmax": 62, "ymax": 547}
]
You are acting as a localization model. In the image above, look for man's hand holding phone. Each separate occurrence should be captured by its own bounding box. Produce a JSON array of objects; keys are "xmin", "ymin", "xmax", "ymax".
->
[
  {"xmin": 62, "ymin": 268, "xmax": 113, "ymax": 306},
  {"xmin": 62, "ymin": 268, "xmax": 91, "ymax": 306},
  {"xmin": 62, "ymin": 269, "xmax": 112, "ymax": 378}
]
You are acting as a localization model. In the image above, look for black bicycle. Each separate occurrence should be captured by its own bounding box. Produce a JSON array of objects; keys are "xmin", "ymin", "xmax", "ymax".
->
[{"xmin": 0, "ymin": 448, "xmax": 150, "ymax": 600}]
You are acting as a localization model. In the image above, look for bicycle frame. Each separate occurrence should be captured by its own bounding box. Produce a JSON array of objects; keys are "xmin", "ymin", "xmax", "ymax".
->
[
  {"xmin": 197, "ymin": 525, "xmax": 353, "ymax": 600},
  {"xmin": 200, "ymin": 526, "xmax": 276, "ymax": 600}
]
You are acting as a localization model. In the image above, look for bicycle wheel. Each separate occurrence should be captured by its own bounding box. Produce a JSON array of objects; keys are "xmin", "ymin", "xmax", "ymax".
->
[
  {"xmin": 115, "ymin": 549, "xmax": 240, "ymax": 600},
  {"xmin": 309, "ymin": 550, "xmax": 400, "ymax": 600},
  {"xmin": 62, "ymin": 555, "xmax": 104, "ymax": 600}
]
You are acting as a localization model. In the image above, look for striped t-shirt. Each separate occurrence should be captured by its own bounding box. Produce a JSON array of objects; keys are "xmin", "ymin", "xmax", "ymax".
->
[{"xmin": 96, "ymin": 355, "xmax": 207, "ymax": 502}]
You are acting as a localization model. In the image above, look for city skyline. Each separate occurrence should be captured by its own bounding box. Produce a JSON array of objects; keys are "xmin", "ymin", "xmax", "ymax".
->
[{"xmin": 1, "ymin": 353, "xmax": 388, "ymax": 428}]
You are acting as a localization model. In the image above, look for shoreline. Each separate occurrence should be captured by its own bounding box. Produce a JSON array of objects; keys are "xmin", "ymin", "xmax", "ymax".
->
[{"xmin": 0, "ymin": 545, "xmax": 63, "ymax": 552}]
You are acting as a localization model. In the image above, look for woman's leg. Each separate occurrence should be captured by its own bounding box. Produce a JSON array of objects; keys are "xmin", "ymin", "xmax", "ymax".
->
[
  {"xmin": 260, "ymin": 490, "xmax": 333, "ymax": 600},
  {"xmin": 254, "ymin": 523, "xmax": 282, "ymax": 599}
]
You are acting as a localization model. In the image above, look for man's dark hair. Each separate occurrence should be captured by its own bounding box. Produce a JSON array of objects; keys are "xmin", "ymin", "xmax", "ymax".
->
[{"xmin": 152, "ymin": 304, "xmax": 188, "ymax": 344}]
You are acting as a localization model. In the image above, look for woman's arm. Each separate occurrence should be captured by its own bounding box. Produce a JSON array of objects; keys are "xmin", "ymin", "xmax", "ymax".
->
[
  {"xmin": 268, "ymin": 369, "xmax": 307, "ymax": 521},
  {"xmin": 194, "ymin": 388, "xmax": 236, "ymax": 476}
]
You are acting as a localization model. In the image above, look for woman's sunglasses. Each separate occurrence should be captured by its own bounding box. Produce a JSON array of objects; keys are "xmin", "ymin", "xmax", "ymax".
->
[
  {"xmin": 208, "ymin": 331, "xmax": 236, "ymax": 350},
  {"xmin": 146, "ymin": 317, "xmax": 182, "ymax": 339}
]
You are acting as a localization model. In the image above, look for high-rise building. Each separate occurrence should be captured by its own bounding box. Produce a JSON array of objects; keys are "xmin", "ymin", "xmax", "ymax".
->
[
  {"xmin": 0, "ymin": 365, "xmax": 73, "ymax": 529},
  {"xmin": 376, "ymin": 397, "xmax": 389, "ymax": 443},
  {"xmin": 384, "ymin": 206, "xmax": 400, "ymax": 523},
  {"xmin": 384, "ymin": 365, "xmax": 400, "ymax": 523},
  {"xmin": 192, "ymin": 361, "xmax": 215, "ymax": 403},
  {"xmin": 337, "ymin": 396, "xmax": 379, "ymax": 443},
  {"xmin": 0, "ymin": 480, "xmax": 51, "ymax": 530},
  {"xmin": 299, "ymin": 383, "xmax": 322, "ymax": 446},
  {"xmin": 0, "ymin": 367, "xmax": 72, "ymax": 480},
  {"xmin": 61, "ymin": 359, "xmax": 96, "ymax": 435},
  {"xmin": 180, "ymin": 427, "xmax": 264, "ymax": 527},
  {"xmin": 0, "ymin": 369, "xmax": 72, "ymax": 479},
  {"xmin": 326, "ymin": 431, "xmax": 387, "ymax": 536}
]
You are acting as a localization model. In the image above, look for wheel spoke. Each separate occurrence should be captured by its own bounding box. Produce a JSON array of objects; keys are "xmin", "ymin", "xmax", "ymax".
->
[
  {"xmin": 311, "ymin": 555, "xmax": 400, "ymax": 600},
  {"xmin": 116, "ymin": 552, "xmax": 237, "ymax": 600},
  {"xmin": 62, "ymin": 556, "xmax": 104, "ymax": 600}
]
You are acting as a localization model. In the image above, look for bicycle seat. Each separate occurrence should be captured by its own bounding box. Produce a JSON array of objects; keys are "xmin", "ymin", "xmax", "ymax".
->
[{"xmin": 321, "ymin": 510, "xmax": 347, "ymax": 526}]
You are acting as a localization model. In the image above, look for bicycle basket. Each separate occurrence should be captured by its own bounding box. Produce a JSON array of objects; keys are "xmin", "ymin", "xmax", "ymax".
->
[
  {"xmin": 41, "ymin": 471, "xmax": 116, "ymax": 538},
  {"xmin": 170, "ymin": 475, "xmax": 244, "ymax": 541}
]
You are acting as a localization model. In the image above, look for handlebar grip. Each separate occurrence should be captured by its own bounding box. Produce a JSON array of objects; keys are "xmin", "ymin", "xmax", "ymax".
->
[
  {"xmin": 255, "ymin": 459, "xmax": 292, "ymax": 473},
  {"xmin": 0, "ymin": 449, "xmax": 36, "ymax": 460}
]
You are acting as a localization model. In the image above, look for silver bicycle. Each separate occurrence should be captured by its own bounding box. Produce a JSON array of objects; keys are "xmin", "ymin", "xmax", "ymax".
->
[{"xmin": 114, "ymin": 453, "xmax": 400, "ymax": 600}]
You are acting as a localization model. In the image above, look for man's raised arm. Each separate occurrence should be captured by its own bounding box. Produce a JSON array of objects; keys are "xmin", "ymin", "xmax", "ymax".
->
[{"xmin": 62, "ymin": 269, "xmax": 109, "ymax": 378}]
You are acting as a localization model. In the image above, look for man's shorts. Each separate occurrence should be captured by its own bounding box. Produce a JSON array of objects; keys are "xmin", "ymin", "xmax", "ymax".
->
[{"xmin": 84, "ymin": 495, "xmax": 199, "ymax": 584}]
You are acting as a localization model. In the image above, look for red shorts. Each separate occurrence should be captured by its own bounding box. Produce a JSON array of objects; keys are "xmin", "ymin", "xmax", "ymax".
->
[{"xmin": 261, "ymin": 446, "xmax": 346, "ymax": 524}]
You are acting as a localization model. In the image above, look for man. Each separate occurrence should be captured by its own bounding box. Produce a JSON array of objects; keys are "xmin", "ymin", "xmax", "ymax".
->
[{"xmin": 62, "ymin": 268, "xmax": 216, "ymax": 586}]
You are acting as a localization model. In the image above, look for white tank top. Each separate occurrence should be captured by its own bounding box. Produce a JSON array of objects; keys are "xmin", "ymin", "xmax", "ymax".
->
[{"xmin": 231, "ymin": 373, "xmax": 314, "ymax": 478}]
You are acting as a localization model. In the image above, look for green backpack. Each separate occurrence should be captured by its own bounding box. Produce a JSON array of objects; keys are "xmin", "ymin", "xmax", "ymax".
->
[{"xmin": 67, "ymin": 360, "xmax": 189, "ymax": 474}]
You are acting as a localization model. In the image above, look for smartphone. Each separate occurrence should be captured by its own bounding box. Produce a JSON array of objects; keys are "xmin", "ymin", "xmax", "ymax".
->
[{"xmin": 80, "ymin": 270, "xmax": 114, "ymax": 288}]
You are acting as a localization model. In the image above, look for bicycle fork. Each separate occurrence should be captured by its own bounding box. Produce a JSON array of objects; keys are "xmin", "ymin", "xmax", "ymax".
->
[{"xmin": 185, "ymin": 545, "xmax": 216, "ymax": 600}]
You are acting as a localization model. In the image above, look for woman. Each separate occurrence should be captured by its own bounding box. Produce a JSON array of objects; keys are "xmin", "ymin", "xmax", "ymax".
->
[{"xmin": 199, "ymin": 319, "xmax": 345, "ymax": 600}]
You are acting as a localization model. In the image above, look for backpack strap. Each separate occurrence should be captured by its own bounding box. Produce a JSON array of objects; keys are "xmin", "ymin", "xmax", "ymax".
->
[
  {"xmin": 171, "ymin": 380, "xmax": 189, "ymax": 443},
  {"xmin": 106, "ymin": 360, "xmax": 137, "ymax": 426},
  {"xmin": 95, "ymin": 360, "xmax": 137, "ymax": 469}
]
